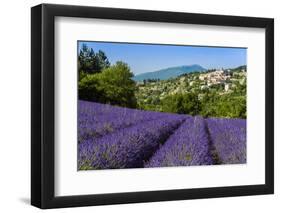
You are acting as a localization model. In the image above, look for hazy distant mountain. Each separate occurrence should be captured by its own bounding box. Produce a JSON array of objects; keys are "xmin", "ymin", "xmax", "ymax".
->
[{"xmin": 133, "ymin": 64, "xmax": 206, "ymax": 81}]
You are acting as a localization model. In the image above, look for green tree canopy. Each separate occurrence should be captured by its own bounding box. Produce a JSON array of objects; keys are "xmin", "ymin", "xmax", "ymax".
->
[
  {"xmin": 97, "ymin": 61, "xmax": 137, "ymax": 108},
  {"xmin": 200, "ymin": 91, "xmax": 246, "ymax": 118},
  {"xmin": 78, "ymin": 74, "xmax": 101, "ymax": 102},
  {"xmin": 78, "ymin": 61, "xmax": 137, "ymax": 108},
  {"xmin": 78, "ymin": 44, "xmax": 110, "ymax": 75},
  {"xmin": 161, "ymin": 93, "xmax": 201, "ymax": 115}
]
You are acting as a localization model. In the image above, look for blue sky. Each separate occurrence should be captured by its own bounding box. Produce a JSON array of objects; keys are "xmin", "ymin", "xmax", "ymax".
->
[{"xmin": 78, "ymin": 41, "xmax": 246, "ymax": 75}]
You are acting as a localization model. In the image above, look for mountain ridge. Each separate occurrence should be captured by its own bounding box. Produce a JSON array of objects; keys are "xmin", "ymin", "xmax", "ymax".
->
[{"xmin": 133, "ymin": 64, "xmax": 206, "ymax": 81}]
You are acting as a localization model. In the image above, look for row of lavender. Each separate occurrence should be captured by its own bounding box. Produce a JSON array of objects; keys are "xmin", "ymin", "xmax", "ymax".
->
[
  {"xmin": 78, "ymin": 100, "xmax": 186, "ymax": 143},
  {"xmin": 206, "ymin": 118, "xmax": 246, "ymax": 164},
  {"xmin": 78, "ymin": 100, "xmax": 246, "ymax": 170}
]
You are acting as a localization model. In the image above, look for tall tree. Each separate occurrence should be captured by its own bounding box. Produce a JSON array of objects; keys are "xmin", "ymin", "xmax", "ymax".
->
[
  {"xmin": 95, "ymin": 50, "xmax": 110, "ymax": 71},
  {"xmin": 78, "ymin": 44, "xmax": 110, "ymax": 75},
  {"xmin": 97, "ymin": 61, "xmax": 137, "ymax": 108}
]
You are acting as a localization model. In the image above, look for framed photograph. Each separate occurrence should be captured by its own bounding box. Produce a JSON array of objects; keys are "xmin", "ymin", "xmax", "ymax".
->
[{"xmin": 31, "ymin": 3, "xmax": 274, "ymax": 209}]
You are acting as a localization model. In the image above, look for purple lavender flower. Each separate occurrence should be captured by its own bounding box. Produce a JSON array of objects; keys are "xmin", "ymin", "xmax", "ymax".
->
[
  {"xmin": 78, "ymin": 100, "xmax": 181, "ymax": 142},
  {"xmin": 78, "ymin": 116, "xmax": 185, "ymax": 169},
  {"xmin": 78, "ymin": 100, "xmax": 247, "ymax": 170},
  {"xmin": 206, "ymin": 118, "xmax": 246, "ymax": 164},
  {"xmin": 145, "ymin": 116, "xmax": 213, "ymax": 167}
]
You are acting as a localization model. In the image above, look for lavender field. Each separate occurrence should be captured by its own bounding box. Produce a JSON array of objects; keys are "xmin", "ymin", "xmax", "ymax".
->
[{"xmin": 78, "ymin": 100, "xmax": 246, "ymax": 170}]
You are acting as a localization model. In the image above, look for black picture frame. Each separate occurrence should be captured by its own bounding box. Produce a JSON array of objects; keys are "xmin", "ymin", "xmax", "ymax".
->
[{"xmin": 31, "ymin": 3, "xmax": 274, "ymax": 209}]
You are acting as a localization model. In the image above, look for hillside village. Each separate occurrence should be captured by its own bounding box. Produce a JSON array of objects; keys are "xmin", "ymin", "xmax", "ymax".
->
[{"xmin": 135, "ymin": 66, "xmax": 246, "ymax": 115}]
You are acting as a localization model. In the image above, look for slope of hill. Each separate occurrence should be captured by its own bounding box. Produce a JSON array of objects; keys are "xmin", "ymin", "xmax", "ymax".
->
[{"xmin": 133, "ymin": 64, "xmax": 206, "ymax": 81}]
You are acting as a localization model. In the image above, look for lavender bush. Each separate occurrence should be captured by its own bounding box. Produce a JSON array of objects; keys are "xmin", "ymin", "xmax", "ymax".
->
[
  {"xmin": 206, "ymin": 118, "xmax": 246, "ymax": 164},
  {"xmin": 78, "ymin": 100, "xmax": 247, "ymax": 170},
  {"xmin": 78, "ymin": 116, "xmax": 185, "ymax": 169},
  {"xmin": 145, "ymin": 116, "xmax": 213, "ymax": 167},
  {"xmin": 78, "ymin": 100, "xmax": 177, "ymax": 142}
]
